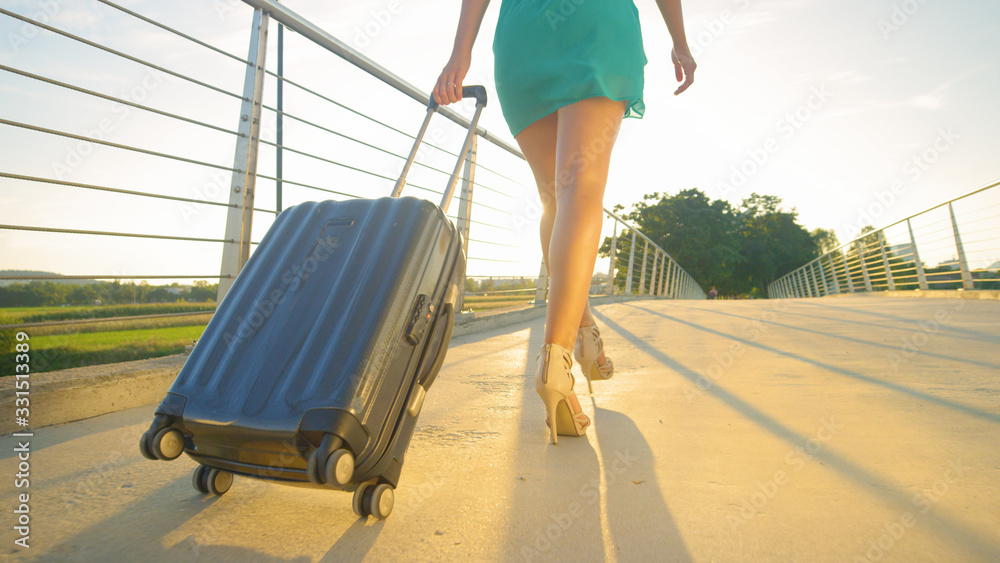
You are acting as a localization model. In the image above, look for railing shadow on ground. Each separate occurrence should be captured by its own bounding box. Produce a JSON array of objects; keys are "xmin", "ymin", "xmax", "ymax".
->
[
  {"xmin": 668, "ymin": 301, "xmax": 1000, "ymax": 371},
  {"xmin": 616, "ymin": 303, "xmax": 1000, "ymax": 425},
  {"xmin": 755, "ymin": 301, "xmax": 1000, "ymax": 345},
  {"xmin": 592, "ymin": 305, "xmax": 1000, "ymax": 559},
  {"xmin": 795, "ymin": 299, "xmax": 1000, "ymax": 343}
]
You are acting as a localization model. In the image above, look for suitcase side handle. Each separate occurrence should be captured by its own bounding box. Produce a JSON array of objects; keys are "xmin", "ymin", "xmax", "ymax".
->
[
  {"xmin": 417, "ymin": 301, "xmax": 454, "ymax": 392},
  {"xmin": 391, "ymin": 86, "xmax": 488, "ymax": 216},
  {"xmin": 406, "ymin": 301, "xmax": 455, "ymax": 418}
]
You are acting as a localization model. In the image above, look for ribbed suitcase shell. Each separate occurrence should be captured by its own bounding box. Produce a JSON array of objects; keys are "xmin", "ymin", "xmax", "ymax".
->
[{"xmin": 155, "ymin": 196, "xmax": 463, "ymax": 487}]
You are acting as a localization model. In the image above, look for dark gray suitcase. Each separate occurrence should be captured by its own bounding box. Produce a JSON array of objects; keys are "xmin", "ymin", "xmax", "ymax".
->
[{"xmin": 139, "ymin": 87, "xmax": 488, "ymax": 520}]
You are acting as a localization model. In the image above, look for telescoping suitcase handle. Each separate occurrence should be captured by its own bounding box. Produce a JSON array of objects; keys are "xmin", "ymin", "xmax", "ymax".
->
[{"xmin": 391, "ymin": 85, "xmax": 488, "ymax": 216}]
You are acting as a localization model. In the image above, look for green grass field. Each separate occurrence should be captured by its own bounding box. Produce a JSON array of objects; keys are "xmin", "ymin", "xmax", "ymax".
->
[{"xmin": 1, "ymin": 296, "xmax": 532, "ymax": 375}]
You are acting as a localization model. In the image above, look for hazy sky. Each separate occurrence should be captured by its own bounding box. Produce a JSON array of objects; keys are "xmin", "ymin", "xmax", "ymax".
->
[{"xmin": 1, "ymin": 0, "xmax": 998, "ymax": 283}]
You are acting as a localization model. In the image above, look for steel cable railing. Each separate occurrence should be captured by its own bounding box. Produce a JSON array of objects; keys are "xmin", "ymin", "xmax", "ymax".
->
[
  {"xmin": 0, "ymin": 0, "xmax": 705, "ymax": 342},
  {"xmin": 769, "ymin": 180, "xmax": 1000, "ymax": 298}
]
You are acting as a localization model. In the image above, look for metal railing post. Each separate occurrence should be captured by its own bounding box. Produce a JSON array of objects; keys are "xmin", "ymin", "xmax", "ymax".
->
[
  {"xmin": 534, "ymin": 261, "xmax": 548, "ymax": 306},
  {"xmin": 661, "ymin": 258, "xmax": 669, "ymax": 296},
  {"xmin": 666, "ymin": 260, "xmax": 673, "ymax": 298},
  {"xmin": 877, "ymin": 230, "xmax": 895, "ymax": 291},
  {"xmin": 671, "ymin": 261, "xmax": 679, "ymax": 298},
  {"xmin": 857, "ymin": 241, "xmax": 874, "ymax": 292},
  {"xmin": 827, "ymin": 255, "xmax": 840, "ymax": 294},
  {"xmin": 808, "ymin": 263, "xmax": 821, "ymax": 297},
  {"xmin": 949, "ymin": 202, "xmax": 975, "ymax": 290},
  {"xmin": 817, "ymin": 257, "xmax": 830, "ymax": 295},
  {"xmin": 650, "ymin": 251, "xmax": 659, "ymax": 296},
  {"xmin": 218, "ymin": 8, "xmax": 269, "ymax": 302},
  {"xmin": 276, "ymin": 22, "xmax": 284, "ymax": 214},
  {"xmin": 455, "ymin": 134, "xmax": 477, "ymax": 312},
  {"xmin": 638, "ymin": 239, "xmax": 649, "ymax": 296},
  {"xmin": 906, "ymin": 218, "xmax": 928, "ymax": 290},
  {"xmin": 607, "ymin": 219, "xmax": 617, "ymax": 295},
  {"xmin": 843, "ymin": 248, "xmax": 856, "ymax": 293},
  {"xmin": 625, "ymin": 230, "xmax": 636, "ymax": 294}
]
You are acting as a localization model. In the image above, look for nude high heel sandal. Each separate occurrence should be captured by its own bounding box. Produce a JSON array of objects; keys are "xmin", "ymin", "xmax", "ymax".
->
[
  {"xmin": 574, "ymin": 324, "xmax": 614, "ymax": 394},
  {"xmin": 535, "ymin": 343, "xmax": 590, "ymax": 445}
]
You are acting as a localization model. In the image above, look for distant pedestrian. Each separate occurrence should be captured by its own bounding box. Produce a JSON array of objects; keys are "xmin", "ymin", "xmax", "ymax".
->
[{"xmin": 708, "ymin": 286, "xmax": 718, "ymax": 299}]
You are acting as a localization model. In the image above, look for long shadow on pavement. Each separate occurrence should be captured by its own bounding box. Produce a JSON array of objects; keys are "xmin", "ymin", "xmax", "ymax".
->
[
  {"xmin": 618, "ymin": 303, "xmax": 1000, "ymax": 425},
  {"xmin": 502, "ymin": 321, "xmax": 606, "ymax": 561},
  {"xmin": 594, "ymin": 405, "xmax": 692, "ymax": 562},
  {"xmin": 668, "ymin": 302, "xmax": 1000, "ymax": 371},
  {"xmin": 797, "ymin": 299, "xmax": 1000, "ymax": 342},
  {"xmin": 319, "ymin": 519, "xmax": 385, "ymax": 562},
  {"xmin": 593, "ymin": 306, "xmax": 1000, "ymax": 559}
]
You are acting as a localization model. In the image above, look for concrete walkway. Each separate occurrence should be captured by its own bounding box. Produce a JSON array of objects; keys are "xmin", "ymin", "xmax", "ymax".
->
[{"xmin": 2, "ymin": 296, "xmax": 999, "ymax": 562}]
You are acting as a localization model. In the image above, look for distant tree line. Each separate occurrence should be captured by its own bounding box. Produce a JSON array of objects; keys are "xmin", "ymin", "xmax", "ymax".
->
[
  {"xmin": 600, "ymin": 189, "xmax": 829, "ymax": 297},
  {"xmin": 0, "ymin": 280, "xmax": 218, "ymax": 307},
  {"xmin": 465, "ymin": 277, "xmax": 537, "ymax": 295}
]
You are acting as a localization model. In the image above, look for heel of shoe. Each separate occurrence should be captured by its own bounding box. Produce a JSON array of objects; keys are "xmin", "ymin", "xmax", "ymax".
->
[
  {"xmin": 537, "ymin": 390, "xmax": 563, "ymax": 445},
  {"xmin": 582, "ymin": 363, "xmax": 594, "ymax": 394}
]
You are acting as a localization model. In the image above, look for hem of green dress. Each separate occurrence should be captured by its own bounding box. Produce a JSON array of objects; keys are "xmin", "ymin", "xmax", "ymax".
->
[{"xmin": 508, "ymin": 93, "xmax": 645, "ymax": 138}]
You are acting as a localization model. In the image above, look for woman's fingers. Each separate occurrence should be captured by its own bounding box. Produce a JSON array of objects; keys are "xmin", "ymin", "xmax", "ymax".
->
[
  {"xmin": 433, "ymin": 72, "xmax": 463, "ymax": 105},
  {"xmin": 672, "ymin": 49, "xmax": 697, "ymax": 96}
]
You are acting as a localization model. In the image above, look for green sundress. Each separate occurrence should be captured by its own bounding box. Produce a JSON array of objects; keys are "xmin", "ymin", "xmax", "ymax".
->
[{"xmin": 492, "ymin": 0, "xmax": 647, "ymax": 138}]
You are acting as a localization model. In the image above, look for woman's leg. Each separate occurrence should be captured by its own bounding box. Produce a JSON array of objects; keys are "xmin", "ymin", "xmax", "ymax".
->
[
  {"xmin": 514, "ymin": 100, "xmax": 625, "ymax": 338},
  {"xmin": 545, "ymin": 97, "xmax": 627, "ymax": 350}
]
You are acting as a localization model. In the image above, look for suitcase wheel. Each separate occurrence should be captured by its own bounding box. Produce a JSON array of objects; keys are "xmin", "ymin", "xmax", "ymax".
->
[
  {"xmin": 325, "ymin": 449, "xmax": 355, "ymax": 487},
  {"xmin": 193, "ymin": 465, "xmax": 233, "ymax": 496},
  {"xmin": 139, "ymin": 431, "xmax": 156, "ymax": 460},
  {"xmin": 150, "ymin": 428, "xmax": 184, "ymax": 461},
  {"xmin": 353, "ymin": 482, "xmax": 394, "ymax": 520},
  {"xmin": 307, "ymin": 435, "xmax": 355, "ymax": 488},
  {"xmin": 192, "ymin": 465, "xmax": 210, "ymax": 494}
]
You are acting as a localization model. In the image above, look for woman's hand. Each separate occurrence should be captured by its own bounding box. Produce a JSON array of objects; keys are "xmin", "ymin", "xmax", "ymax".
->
[
  {"xmin": 671, "ymin": 47, "xmax": 696, "ymax": 95},
  {"xmin": 433, "ymin": 52, "xmax": 472, "ymax": 106}
]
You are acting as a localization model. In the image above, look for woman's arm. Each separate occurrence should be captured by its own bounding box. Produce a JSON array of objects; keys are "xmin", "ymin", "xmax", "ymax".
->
[
  {"xmin": 433, "ymin": 0, "xmax": 491, "ymax": 105},
  {"xmin": 654, "ymin": 0, "xmax": 697, "ymax": 95}
]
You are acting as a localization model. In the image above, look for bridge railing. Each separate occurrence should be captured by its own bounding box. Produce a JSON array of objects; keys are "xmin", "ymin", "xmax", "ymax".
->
[
  {"xmin": 0, "ymin": 0, "xmax": 703, "ymax": 334},
  {"xmin": 768, "ymin": 180, "xmax": 1000, "ymax": 298}
]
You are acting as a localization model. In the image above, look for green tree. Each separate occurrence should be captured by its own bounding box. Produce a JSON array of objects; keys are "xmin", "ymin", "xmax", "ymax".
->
[
  {"xmin": 811, "ymin": 227, "xmax": 840, "ymax": 254},
  {"xmin": 734, "ymin": 194, "xmax": 819, "ymax": 296},
  {"xmin": 602, "ymin": 190, "xmax": 821, "ymax": 297},
  {"xmin": 601, "ymin": 188, "xmax": 742, "ymax": 294}
]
